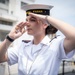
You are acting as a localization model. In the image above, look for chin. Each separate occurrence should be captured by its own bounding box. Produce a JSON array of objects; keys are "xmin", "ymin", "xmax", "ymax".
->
[{"xmin": 27, "ymin": 32, "xmax": 33, "ymax": 35}]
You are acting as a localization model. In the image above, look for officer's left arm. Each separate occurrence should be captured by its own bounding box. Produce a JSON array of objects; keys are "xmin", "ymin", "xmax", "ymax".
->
[
  {"xmin": 63, "ymin": 36, "xmax": 75, "ymax": 54},
  {"xmin": 46, "ymin": 16, "xmax": 75, "ymax": 54}
]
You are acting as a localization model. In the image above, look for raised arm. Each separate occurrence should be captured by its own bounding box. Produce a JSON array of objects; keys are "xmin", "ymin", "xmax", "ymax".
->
[
  {"xmin": 29, "ymin": 13, "xmax": 75, "ymax": 53},
  {"xmin": 46, "ymin": 16, "xmax": 75, "ymax": 53},
  {"xmin": 0, "ymin": 22, "xmax": 26, "ymax": 63}
]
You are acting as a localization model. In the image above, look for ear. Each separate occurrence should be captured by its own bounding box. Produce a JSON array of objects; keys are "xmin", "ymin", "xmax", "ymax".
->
[{"xmin": 43, "ymin": 23, "xmax": 48, "ymax": 29}]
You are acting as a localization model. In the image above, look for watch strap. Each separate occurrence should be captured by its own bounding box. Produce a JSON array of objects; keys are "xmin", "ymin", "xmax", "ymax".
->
[{"xmin": 6, "ymin": 35, "xmax": 14, "ymax": 42}]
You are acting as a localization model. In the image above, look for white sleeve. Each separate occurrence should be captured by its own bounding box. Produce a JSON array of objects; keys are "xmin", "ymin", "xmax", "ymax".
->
[
  {"xmin": 58, "ymin": 38, "xmax": 75, "ymax": 59},
  {"xmin": 7, "ymin": 46, "xmax": 19, "ymax": 65},
  {"xmin": 7, "ymin": 40, "xmax": 22, "ymax": 65}
]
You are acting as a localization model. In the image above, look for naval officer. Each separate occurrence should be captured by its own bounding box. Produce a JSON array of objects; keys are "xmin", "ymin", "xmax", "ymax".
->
[{"xmin": 0, "ymin": 4, "xmax": 75, "ymax": 75}]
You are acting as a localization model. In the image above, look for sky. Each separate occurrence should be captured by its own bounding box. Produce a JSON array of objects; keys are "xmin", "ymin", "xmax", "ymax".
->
[{"xmin": 34, "ymin": 0, "xmax": 75, "ymax": 36}]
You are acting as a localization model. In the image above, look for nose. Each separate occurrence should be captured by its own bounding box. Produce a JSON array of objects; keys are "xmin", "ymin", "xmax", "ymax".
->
[{"xmin": 25, "ymin": 21, "xmax": 30, "ymax": 26}]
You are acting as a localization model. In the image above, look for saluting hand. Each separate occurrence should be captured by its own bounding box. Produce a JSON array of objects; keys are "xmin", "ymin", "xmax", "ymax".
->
[
  {"xmin": 8, "ymin": 22, "xmax": 26, "ymax": 40},
  {"xmin": 29, "ymin": 13, "xmax": 47, "ymax": 24}
]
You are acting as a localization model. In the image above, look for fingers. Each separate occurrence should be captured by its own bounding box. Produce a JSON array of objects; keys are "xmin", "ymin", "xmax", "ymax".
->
[
  {"xmin": 8, "ymin": 22, "xmax": 27, "ymax": 40},
  {"xmin": 15, "ymin": 22, "xmax": 26, "ymax": 33},
  {"xmin": 16, "ymin": 22, "xmax": 25, "ymax": 29},
  {"xmin": 28, "ymin": 12, "xmax": 35, "ymax": 17},
  {"xmin": 29, "ymin": 13, "xmax": 46, "ymax": 24},
  {"xmin": 29, "ymin": 12, "xmax": 44, "ymax": 19}
]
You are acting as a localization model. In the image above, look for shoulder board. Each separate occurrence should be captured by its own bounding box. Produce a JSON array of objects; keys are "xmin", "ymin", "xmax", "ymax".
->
[
  {"xmin": 49, "ymin": 35, "xmax": 60, "ymax": 42},
  {"xmin": 22, "ymin": 40, "xmax": 31, "ymax": 43}
]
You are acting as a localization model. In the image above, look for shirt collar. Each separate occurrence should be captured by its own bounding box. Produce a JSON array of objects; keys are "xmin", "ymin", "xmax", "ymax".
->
[
  {"xmin": 24, "ymin": 35, "xmax": 51, "ymax": 46},
  {"xmin": 40, "ymin": 35, "xmax": 51, "ymax": 45}
]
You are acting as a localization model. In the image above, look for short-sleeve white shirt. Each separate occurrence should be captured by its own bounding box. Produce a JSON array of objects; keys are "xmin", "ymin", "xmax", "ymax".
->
[{"xmin": 7, "ymin": 35, "xmax": 75, "ymax": 75}]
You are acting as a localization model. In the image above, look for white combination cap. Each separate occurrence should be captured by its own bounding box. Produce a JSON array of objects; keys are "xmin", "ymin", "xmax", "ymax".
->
[{"xmin": 22, "ymin": 4, "xmax": 53, "ymax": 16}]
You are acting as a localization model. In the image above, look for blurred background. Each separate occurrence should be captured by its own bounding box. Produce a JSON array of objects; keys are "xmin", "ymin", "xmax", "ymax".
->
[{"xmin": 0, "ymin": 0, "xmax": 75, "ymax": 75}]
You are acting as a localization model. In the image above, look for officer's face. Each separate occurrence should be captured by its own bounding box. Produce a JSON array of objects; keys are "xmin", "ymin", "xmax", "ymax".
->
[{"xmin": 26, "ymin": 16, "xmax": 46, "ymax": 36}]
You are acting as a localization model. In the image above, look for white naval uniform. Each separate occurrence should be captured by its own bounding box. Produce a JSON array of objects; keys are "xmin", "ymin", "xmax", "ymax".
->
[{"xmin": 7, "ymin": 35, "xmax": 75, "ymax": 75}]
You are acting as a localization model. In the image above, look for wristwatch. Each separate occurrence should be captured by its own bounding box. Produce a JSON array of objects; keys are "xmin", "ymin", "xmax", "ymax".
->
[{"xmin": 6, "ymin": 35, "xmax": 14, "ymax": 42}]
